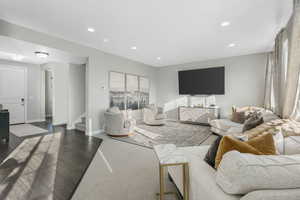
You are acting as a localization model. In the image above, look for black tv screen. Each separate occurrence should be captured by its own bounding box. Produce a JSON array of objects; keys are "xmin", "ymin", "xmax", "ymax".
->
[{"xmin": 178, "ymin": 66, "xmax": 225, "ymax": 95}]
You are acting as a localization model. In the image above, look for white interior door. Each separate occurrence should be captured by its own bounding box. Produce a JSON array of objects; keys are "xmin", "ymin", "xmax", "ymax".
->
[{"xmin": 0, "ymin": 66, "xmax": 26, "ymax": 124}]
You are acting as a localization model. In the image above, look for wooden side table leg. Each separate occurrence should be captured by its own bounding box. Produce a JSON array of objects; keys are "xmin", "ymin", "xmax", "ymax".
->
[
  {"xmin": 159, "ymin": 164, "xmax": 165, "ymax": 200},
  {"xmin": 183, "ymin": 163, "xmax": 189, "ymax": 200}
]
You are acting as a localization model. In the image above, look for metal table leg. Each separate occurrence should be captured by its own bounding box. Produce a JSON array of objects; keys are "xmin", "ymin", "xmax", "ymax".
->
[{"xmin": 158, "ymin": 163, "xmax": 189, "ymax": 200}]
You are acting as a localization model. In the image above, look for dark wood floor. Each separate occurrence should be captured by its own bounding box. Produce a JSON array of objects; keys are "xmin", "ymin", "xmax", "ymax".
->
[{"xmin": 0, "ymin": 120, "xmax": 102, "ymax": 200}]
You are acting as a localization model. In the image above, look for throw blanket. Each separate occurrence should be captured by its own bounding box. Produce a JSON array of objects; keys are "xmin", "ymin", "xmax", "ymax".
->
[{"xmin": 242, "ymin": 119, "xmax": 300, "ymax": 139}]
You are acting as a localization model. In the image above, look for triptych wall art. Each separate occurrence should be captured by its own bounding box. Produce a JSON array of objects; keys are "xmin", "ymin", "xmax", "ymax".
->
[{"xmin": 109, "ymin": 71, "xmax": 150, "ymax": 110}]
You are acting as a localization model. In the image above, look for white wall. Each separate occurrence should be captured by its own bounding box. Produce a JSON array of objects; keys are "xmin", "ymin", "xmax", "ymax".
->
[
  {"xmin": 43, "ymin": 62, "xmax": 69, "ymax": 125},
  {"xmin": 69, "ymin": 64, "xmax": 85, "ymax": 128},
  {"xmin": 157, "ymin": 53, "xmax": 268, "ymax": 119},
  {"xmin": 0, "ymin": 19, "xmax": 157, "ymax": 134},
  {"xmin": 0, "ymin": 59, "xmax": 43, "ymax": 122}
]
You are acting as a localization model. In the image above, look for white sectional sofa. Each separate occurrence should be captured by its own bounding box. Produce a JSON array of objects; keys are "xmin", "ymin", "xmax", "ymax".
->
[
  {"xmin": 168, "ymin": 145, "xmax": 300, "ymax": 200},
  {"xmin": 209, "ymin": 109, "xmax": 279, "ymax": 136},
  {"xmin": 168, "ymin": 145, "xmax": 241, "ymax": 200}
]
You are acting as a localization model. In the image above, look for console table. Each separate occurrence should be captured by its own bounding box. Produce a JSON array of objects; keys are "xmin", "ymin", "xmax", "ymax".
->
[{"xmin": 178, "ymin": 106, "xmax": 220, "ymax": 125}]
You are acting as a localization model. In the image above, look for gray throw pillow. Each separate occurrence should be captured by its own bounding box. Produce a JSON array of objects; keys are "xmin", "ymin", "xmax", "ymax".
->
[
  {"xmin": 204, "ymin": 136, "xmax": 223, "ymax": 169},
  {"xmin": 243, "ymin": 112, "xmax": 264, "ymax": 132}
]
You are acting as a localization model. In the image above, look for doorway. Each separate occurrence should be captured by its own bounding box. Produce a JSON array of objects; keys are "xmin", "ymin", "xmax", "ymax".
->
[
  {"xmin": 0, "ymin": 65, "xmax": 26, "ymax": 124},
  {"xmin": 45, "ymin": 69, "xmax": 53, "ymax": 123},
  {"xmin": 0, "ymin": 36, "xmax": 88, "ymax": 134}
]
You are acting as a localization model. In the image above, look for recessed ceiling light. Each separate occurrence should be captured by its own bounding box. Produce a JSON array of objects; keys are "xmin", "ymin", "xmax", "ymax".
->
[
  {"xmin": 103, "ymin": 38, "xmax": 110, "ymax": 43},
  {"xmin": 87, "ymin": 28, "xmax": 95, "ymax": 32},
  {"xmin": 35, "ymin": 51, "xmax": 49, "ymax": 58},
  {"xmin": 130, "ymin": 46, "xmax": 137, "ymax": 50},
  {"xmin": 157, "ymin": 57, "xmax": 161, "ymax": 60},
  {"xmin": 221, "ymin": 21, "xmax": 231, "ymax": 27},
  {"xmin": 228, "ymin": 43, "xmax": 236, "ymax": 47}
]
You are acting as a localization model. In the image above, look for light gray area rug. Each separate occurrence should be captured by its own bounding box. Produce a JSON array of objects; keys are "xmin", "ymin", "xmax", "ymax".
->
[
  {"xmin": 112, "ymin": 121, "xmax": 215, "ymax": 148},
  {"xmin": 10, "ymin": 124, "xmax": 48, "ymax": 137}
]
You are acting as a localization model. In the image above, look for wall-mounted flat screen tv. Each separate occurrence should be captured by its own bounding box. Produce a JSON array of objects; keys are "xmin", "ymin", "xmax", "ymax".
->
[{"xmin": 178, "ymin": 66, "xmax": 225, "ymax": 95}]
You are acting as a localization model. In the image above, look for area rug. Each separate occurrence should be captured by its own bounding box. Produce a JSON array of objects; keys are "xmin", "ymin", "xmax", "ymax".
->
[
  {"xmin": 10, "ymin": 124, "xmax": 48, "ymax": 137},
  {"xmin": 0, "ymin": 132, "xmax": 102, "ymax": 200},
  {"xmin": 112, "ymin": 121, "xmax": 212, "ymax": 148}
]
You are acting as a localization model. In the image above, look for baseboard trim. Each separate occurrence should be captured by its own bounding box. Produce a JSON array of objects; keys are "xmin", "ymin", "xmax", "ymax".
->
[
  {"xmin": 52, "ymin": 122, "xmax": 67, "ymax": 126},
  {"xmin": 26, "ymin": 119, "xmax": 45, "ymax": 123},
  {"xmin": 91, "ymin": 129, "xmax": 104, "ymax": 135}
]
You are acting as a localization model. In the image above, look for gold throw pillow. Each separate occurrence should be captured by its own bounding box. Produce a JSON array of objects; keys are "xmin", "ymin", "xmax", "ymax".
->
[
  {"xmin": 215, "ymin": 133, "xmax": 276, "ymax": 168},
  {"xmin": 246, "ymin": 132, "xmax": 276, "ymax": 155}
]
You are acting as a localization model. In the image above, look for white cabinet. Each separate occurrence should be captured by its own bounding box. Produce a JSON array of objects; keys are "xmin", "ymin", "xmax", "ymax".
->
[{"xmin": 179, "ymin": 106, "xmax": 220, "ymax": 125}]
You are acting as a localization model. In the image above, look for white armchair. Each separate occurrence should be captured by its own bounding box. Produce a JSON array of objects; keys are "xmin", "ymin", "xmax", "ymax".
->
[
  {"xmin": 143, "ymin": 104, "xmax": 166, "ymax": 126},
  {"xmin": 104, "ymin": 107, "xmax": 135, "ymax": 137}
]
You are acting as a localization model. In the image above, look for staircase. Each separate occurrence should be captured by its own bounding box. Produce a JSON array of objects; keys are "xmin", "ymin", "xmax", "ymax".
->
[{"xmin": 75, "ymin": 117, "xmax": 86, "ymax": 132}]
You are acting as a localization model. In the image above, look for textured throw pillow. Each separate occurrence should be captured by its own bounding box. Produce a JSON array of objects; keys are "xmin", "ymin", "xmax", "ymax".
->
[
  {"xmin": 204, "ymin": 136, "xmax": 222, "ymax": 168},
  {"xmin": 216, "ymin": 151, "xmax": 300, "ymax": 195},
  {"xmin": 231, "ymin": 106, "xmax": 246, "ymax": 124},
  {"xmin": 231, "ymin": 111, "xmax": 246, "ymax": 124},
  {"xmin": 215, "ymin": 133, "xmax": 276, "ymax": 168},
  {"xmin": 243, "ymin": 112, "xmax": 264, "ymax": 132}
]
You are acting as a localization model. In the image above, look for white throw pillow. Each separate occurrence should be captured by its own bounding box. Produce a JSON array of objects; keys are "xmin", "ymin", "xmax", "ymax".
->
[
  {"xmin": 261, "ymin": 110, "xmax": 279, "ymax": 122},
  {"xmin": 216, "ymin": 151, "xmax": 300, "ymax": 194},
  {"xmin": 209, "ymin": 119, "xmax": 242, "ymax": 132}
]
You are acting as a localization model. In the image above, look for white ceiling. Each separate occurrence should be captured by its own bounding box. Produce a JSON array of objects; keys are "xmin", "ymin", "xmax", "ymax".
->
[
  {"xmin": 0, "ymin": 0, "xmax": 293, "ymax": 67},
  {"xmin": 0, "ymin": 36, "xmax": 87, "ymax": 65}
]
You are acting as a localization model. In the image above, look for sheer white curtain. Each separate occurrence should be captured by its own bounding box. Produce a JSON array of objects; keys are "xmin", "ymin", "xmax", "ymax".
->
[
  {"xmin": 291, "ymin": 75, "xmax": 300, "ymax": 120},
  {"xmin": 264, "ymin": 52, "xmax": 275, "ymax": 111},
  {"xmin": 283, "ymin": 1, "xmax": 300, "ymax": 119},
  {"xmin": 264, "ymin": 30, "xmax": 288, "ymax": 116}
]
